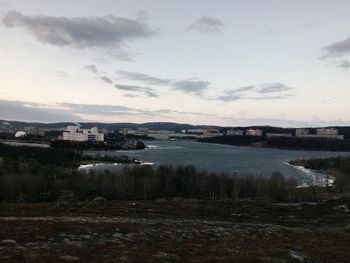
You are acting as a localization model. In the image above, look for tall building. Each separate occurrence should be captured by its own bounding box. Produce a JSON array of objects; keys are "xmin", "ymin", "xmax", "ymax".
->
[{"xmin": 62, "ymin": 126, "xmax": 104, "ymax": 142}]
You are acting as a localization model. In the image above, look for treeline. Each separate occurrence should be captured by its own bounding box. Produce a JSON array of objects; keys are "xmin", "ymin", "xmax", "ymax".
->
[
  {"xmin": 290, "ymin": 156, "xmax": 350, "ymax": 192},
  {"xmin": 73, "ymin": 166, "xmax": 303, "ymax": 202},
  {"xmin": 51, "ymin": 138, "xmax": 146, "ymax": 151},
  {"xmin": 0, "ymin": 155, "xmax": 326, "ymax": 202},
  {"xmin": 199, "ymin": 135, "xmax": 350, "ymax": 152},
  {"xmin": 266, "ymin": 137, "xmax": 350, "ymax": 152},
  {"xmin": 0, "ymin": 142, "xmax": 79, "ymax": 167}
]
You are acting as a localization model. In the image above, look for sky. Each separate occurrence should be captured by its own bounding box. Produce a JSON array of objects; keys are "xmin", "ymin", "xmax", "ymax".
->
[{"xmin": 0, "ymin": 0, "xmax": 350, "ymax": 127}]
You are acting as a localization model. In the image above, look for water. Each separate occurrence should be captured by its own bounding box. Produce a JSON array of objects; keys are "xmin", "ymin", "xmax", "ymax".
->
[{"xmin": 84, "ymin": 140, "xmax": 350, "ymax": 184}]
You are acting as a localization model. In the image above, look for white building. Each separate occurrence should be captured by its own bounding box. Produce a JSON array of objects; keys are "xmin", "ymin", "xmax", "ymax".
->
[
  {"xmin": 246, "ymin": 129, "xmax": 263, "ymax": 136},
  {"xmin": 62, "ymin": 126, "xmax": 104, "ymax": 142}
]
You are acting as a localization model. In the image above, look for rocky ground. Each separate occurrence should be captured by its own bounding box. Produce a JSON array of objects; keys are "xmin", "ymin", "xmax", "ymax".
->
[{"xmin": 0, "ymin": 198, "xmax": 349, "ymax": 262}]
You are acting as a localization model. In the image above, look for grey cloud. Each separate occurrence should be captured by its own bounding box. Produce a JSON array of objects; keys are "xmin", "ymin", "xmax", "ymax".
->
[
  {"xmin": 235, "ymin": 85, "xmax": 256, "ymax": 92},
  {"xmin": 57, "ymin": 102, "xmax": 213, "ymax": 118},
  {"xmin": 323, "ymin": 37, "xmax": 350, "ymax": 58},
  {"xmin": 114, "ymin": 83, "xmax": 158, "ymax": 97},
  {"xmin": 257, "ymin": 83, "xmax": 292, "ymax": 94},
  {"xmin": 2, "ymin": 99, "xmax": 348, "ymax": 127},
  {"xmin": 188, "ymin": 16, "xmax": 223, "ymax": 33},
  {"xmin": 336, "ymin": 60, "xmax": 350, "ymax": 70},
  {"xmin": 118, "ymin": 70, "xmax": 209, "ymax": 96},
  {"xmin": 0, "ymin": 100, "xmax": 82, "ymax": 122},
  {"xmin": 100, "ymin": 76, "xmax": 113, "ymax": 84},
  {"xmin": 84, "ymin": 65, "xmax": 98, "ymax": 74},
  {"xmin": 124, "ymin": 94, "xmax": 139, "ymax": 98},
  {"xmin": 60, "ymin": 102, "xmax": 133, "ymax": 116},
  {"xmin": 115, "ymin": 83, "xmax": 146, "ymax": 92},
  {"xmin": 3, "ymin": 11, "xmax": 156, "ymax": 58},
  {"xmin": 173, "ymin": 79, "xmax": 210, "ymax": 95},
  {"xmin": 117, "ymin": 70, "xmax": 171, "ymax": 85},
  {"xmin": 217, "ymin": 90, "xmax": 241, "ymax": 102},
  {"xmin": 144, "ymin": 90, "xmax": 158, "ymax": 97},
  {"xmin": 216, "ymin": 83, "xmax": 293, "ymax": 102}
]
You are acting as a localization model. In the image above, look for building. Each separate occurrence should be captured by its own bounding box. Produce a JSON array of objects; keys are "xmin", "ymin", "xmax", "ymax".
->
[
  {"xmin": 295, "ymin": 128, "xmax": 309, "ymax": 137},
  {"xmin": 24, "ymin": 126, "xmax": 37, "ymax": 135},
  {"xmin": 134, "ymin": 128, "xmax": 150, "ymax": 137},
  {"xmin": 226, "ymin": 129, "xmax": 244, "ymax": 136},
  {"xmin": 296, "ymin": 128, "xmax": 344, "ymax": 140},
  {"xmin": 186, "ymin": 129, "xmax": 208, "ymax": 135},
  {"xmin": 246, "ymin": 129, "xmax": 263, "ymax": 136},
  {"xmin": 120, "ymin": 128, "xmax": 136, "ymax": 136},
  {"xmin": 266, "ymin": 133, "xmax": 293, "ymax": 138},
  {"xmin": 316, "ymin": 128, "xmax": 339, "ymax": 136},
  {"xmin": 148, "ymin": 130, "xmax": 175, "ymax": 140},
  {"xmin": 62, "ymin": 126, "xmax": 104, "ymax": 142}
]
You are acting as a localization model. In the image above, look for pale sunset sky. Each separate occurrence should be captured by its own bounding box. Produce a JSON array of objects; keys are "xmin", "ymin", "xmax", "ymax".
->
[{"xmin": 1, "ymin": 0, "xmax": 350, "ymax": 127}]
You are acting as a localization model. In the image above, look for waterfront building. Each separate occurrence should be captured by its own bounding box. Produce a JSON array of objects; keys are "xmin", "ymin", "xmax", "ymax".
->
[
  {"xmin": 62, "ymin": 126, "xmax": 104, "ymax": 142},
  {"xmin": 246, "ymin": 129, "xmax": 263, "ymax": 136}
]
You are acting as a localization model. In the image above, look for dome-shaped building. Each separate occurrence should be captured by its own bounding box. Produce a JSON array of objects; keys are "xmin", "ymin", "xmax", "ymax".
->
[{"xmin": 15, "ymin": 131, "xmax": 26, "ymax": 138}]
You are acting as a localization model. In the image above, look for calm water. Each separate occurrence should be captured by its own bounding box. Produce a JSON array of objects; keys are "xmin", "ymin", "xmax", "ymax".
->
[{"xmin": 85, "ymin": 140, "xmax": 350, "ymax": 183}]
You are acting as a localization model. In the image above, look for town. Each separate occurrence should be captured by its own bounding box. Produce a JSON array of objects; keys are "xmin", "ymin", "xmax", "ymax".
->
[{"xmin": 1, "ymin": 120, "xmax": 345, "ymax": 142}]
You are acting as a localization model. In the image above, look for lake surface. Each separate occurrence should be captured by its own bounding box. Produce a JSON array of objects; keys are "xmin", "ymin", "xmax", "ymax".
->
[{"xmin": 85, "ymin": 140, "xmax": 350, "ymax": 184}]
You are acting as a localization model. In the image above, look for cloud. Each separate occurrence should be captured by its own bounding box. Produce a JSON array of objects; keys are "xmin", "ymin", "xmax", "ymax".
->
[
  {"xmin": 188, "ymin": 16, "xmax": 223, "ymax": 33},
  {"xmin": 335, "ymin": 60, "xmax": 350, "ymax": 70},
  {"xmin": 100, "ymin": 76, "xmax": 113, "ymax": 84},
  {"xmin": 117, "ymin": 70, "xmax": 209, "ymax": 96},
  {"xmin": 216, "ymin": 83, "xmax": 293, "ymax": 102},
  {"xmin": 2, "ymin": 11, "xmax": 156, "ymax": 58},
  {"xmin": 173, "ymin": 79, "xmax": 210, "ymax": 95},
  {"xmin": 84, "ymin": 64, "xmax": 98, "ymax": 74},
  {"xmin": 257, "ymin": 83, "xmax": 292, "ymax": 94},
  {"xmin": 1, "ymin": 99, "xmax": 348, "ymax": 127},
  {"xmin": 114, "ymin": 83, "xmax": 159, "ymax": 97},
  {"xmin": 117, "ymin": 70, "xmax": 171, "ymax": 85},
  {"xmin": 217, "ymin": 90, "xmax": 242, "ymax": 102},
  {"xmin": 322, "ymin": 37, "xmax": 350, "ymax": 58},
  {"xmin": 144, "ymin": 90, "xmax": 159, "ymax": 97},
  {"xmin": 0, "ymin": 100, "xmax": 82, "ymax": 122},
  {"xmin": 115, "ymin": 83, "xmax": 147, "ymax": 92},
  {"xmin": 11, "ymin": 100, "xmax": 214, "ymax": 120}
]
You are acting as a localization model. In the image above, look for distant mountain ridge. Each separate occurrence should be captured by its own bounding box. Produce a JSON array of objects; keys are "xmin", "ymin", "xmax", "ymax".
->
[{"xmin": 0, "ymin": 120, "xmax": 221, "ymax": 133}]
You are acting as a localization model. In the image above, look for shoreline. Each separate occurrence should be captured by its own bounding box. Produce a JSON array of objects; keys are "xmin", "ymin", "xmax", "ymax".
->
[{"xmin": 286, "ymin": 161, "xmax": 335, "ymax": 188}]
